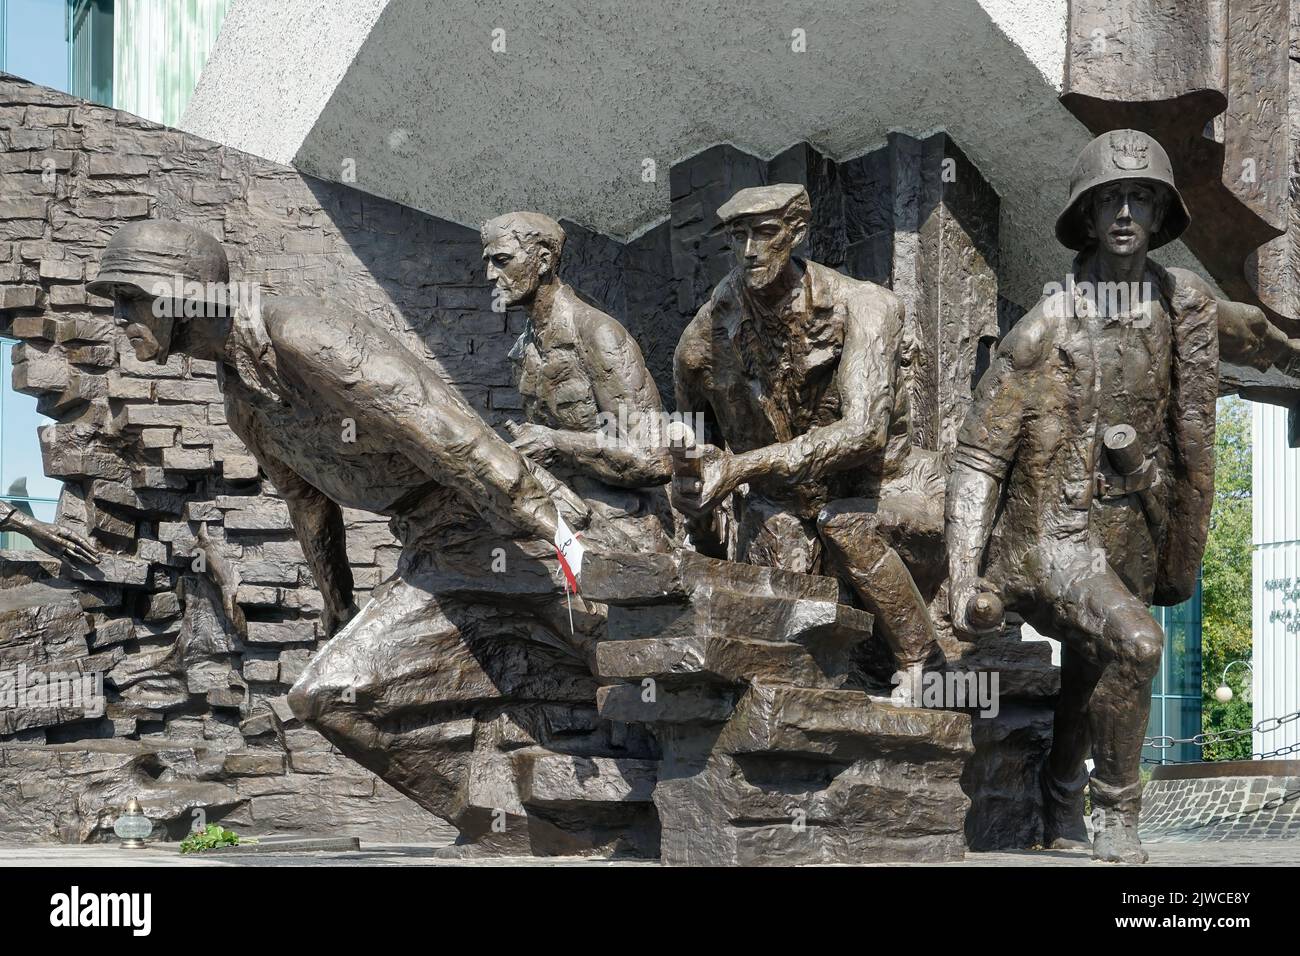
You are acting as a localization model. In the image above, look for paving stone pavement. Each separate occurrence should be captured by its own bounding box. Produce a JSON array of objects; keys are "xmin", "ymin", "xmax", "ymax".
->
[
  {"xmin": 1, "ymin": 837, "xmax": 1297, "ymax": 867},
  {"xmin": 1140, "ymin": 774, "xmax": 1300, "ymax": 841}
]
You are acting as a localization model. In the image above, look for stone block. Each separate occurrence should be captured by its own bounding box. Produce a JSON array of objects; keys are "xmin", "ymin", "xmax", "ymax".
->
[
  {"xmin": 246, "ymin": 621, "xmax": 317, "ymax": 645},
  {"xmin": 515, "ymin": 752, "xmax": 658, "ymax": 806},
  {"xmin": 87, "ymin": 154, "xmax": 149, "ymax": 177}
]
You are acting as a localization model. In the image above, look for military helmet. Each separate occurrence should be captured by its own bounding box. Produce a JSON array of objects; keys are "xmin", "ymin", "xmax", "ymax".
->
[
  {"xmin": 1054, "ymin": 129, "xmax": 1191, "ymax": 252},
  {"xmin": 88, "ymin": 221, "xmax": 230, "ymax": 309}
]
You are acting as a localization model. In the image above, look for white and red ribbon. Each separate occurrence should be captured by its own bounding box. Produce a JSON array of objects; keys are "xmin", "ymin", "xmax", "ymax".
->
[{"xmin": 553, "ymin": 514, "xmax": 585, "ymax": 595}]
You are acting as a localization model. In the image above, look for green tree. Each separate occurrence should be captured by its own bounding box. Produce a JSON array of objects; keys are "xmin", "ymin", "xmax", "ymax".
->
[{"xmin": 1200, "ymin": 396, "xmax": 1253, "ymax": 760}]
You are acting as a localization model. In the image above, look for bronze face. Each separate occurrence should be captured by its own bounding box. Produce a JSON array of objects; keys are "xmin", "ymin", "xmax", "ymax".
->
[
  {"xmin": 483, "ymin": 232, "xmax": 551, "ymax": 306},
  {"xmin": 1084, "ymin": 181, "xmax": 1167, "ymax": 259},
  {"xmin": 114, "ymin": 289, "xmax": 175, "ymax": 364},
  {"xmin": 725, "ymin": 213, "xmax": 805, "ymax": 291}
]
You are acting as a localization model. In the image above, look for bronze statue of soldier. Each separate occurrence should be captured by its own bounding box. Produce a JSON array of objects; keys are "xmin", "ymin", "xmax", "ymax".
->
[
  {"xmin": 672, "ymin": 184, "xmax": 946, "ymax": 700},
  {"xmin": 88, "ymin": 220, "xmax": 639, "ymax": 851},
  {"xmin": 947, "ymin": 130, "xmax": 1300, "ymax": 862}
]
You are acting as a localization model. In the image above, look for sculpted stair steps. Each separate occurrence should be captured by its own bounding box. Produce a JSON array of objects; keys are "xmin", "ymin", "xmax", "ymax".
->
[{"xmin": 585, "ymin": 550, "xmax": 974, "ymax": 865}]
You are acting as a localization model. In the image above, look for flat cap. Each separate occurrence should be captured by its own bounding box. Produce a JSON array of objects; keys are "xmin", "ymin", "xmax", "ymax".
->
[{"xmin": 716, "ymin": 183, "xmax": 810, "ymax": 224}]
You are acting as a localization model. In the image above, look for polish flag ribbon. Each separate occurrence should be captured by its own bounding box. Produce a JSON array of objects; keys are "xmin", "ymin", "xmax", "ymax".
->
[{"xmin": 553, "ymin": 514, "xmax": 585, "ymax": 594}]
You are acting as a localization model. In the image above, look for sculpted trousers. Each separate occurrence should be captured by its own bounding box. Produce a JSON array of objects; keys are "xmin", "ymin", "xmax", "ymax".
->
[
  {"xmin": 731, "ymin": 451, "xmax": 945, "ymax": 669},
  {"xmin": 286, "ymin": 535, "xmax": 617, "ymax": 847},
  {"xmin": 1025, "ymin": 537, "xmax": 1164, "ymax": 817}
]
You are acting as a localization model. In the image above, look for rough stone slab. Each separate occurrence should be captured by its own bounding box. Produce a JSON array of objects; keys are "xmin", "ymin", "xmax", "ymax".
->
[
  {"xmin": 583, "ymin": 550, "xmax": 840, "ymax": 606},
  {"xmin": 162, "ymin": 445, "xmax": 214, "ymax": 472},
  {"xmin": 209, "ymin": 835, "xmax": 361, "ymax": 854},
  {"xmin": 120, "ymin": 403, "xmax": 207, "ymax": 427},
  {"xmin": 964, "ymin": 703, "xmax": 1054, "ymax": 851},
  {"xmin": 222, "ymin": 499, "xmax": 292, "ymax": 531},
  {"xmin": 89, "ymin": 616, "xmax": 136, "ymax": 650},
  {"xmin": 9, "ymin": 316, "xmax": 56, "ymax": 340},
  {"xmin": 596, "ymin": 682, "xmax": 735, "ymax": 724},
  {"xmin": 0, "ymin": 581, "xmax": 90, "ymax": 646},
  {"xmin": 61, "ymin": 554, "xmax": 150, "ymax": 588},
  {"xmin": 106, "ymin": 373, "xmax": 157, "ymax": 401},
  {"xmin": 515, "ymin": 752, "xmax": 658, "ymax": 805},
  {"xmin": 941, "ymin": 629, "xmax": 1059, "ymax": 702},
  {"xmin": 222, "ymin": 752, "xmax": 288, "ymax": 776},
  {"xmin": 717, "ymin": 683, "xmax": 973, "ymax": 762},
  {"xmin": 699, "ymin": 589, "xmax": 872, "ymax": 645},
  {"xmin": 241, "ymin": 659, "xmax": 279, "ymax": 683},
  {"xmin": 700, "ymin": 635, "xmax": 856, "ymax": 689},
  {"xmin": 596, "ymin": 637, "xmax": 705, "ymax": 680},
  {"xmin": 246, "ymin": 621, "xmax": 317, "ymax": 645},
  {"xmin": 581, "ymin": 552, "xmax": 683, "ymax": 604}
]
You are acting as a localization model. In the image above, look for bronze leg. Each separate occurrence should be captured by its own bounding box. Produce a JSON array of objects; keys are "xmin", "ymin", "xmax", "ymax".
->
[
  {"xmin": 1039, "ymin": 557, "xmax": 1163, "ymax": 862},
  {"xmin": 816, "ymin": 503, "xmax": 941, "ymax": 670}
]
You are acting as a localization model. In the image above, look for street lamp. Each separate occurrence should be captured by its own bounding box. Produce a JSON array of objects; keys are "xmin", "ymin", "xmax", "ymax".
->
[{"xmin": 1214, "ymin": 659, "xmax": 1253, "ymax": 703}]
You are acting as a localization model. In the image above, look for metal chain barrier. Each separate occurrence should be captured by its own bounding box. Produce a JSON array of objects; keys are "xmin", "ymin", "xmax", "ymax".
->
[{"xmin": 1140, "ymin": 708, "xmax": 1300, "ymax": 765}]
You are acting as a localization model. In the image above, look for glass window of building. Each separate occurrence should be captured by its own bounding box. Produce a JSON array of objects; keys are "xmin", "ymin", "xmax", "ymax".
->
[
  {"xmin": 1143, "ymin": 576, "xmax": 1204, "ymax": 765},
  {"xmin": 0, "ymin": 338, "xmax": 61, "ymax": 550}
]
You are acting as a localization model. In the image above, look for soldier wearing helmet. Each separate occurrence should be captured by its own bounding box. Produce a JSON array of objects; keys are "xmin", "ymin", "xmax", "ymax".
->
[
  {"xmin": 89, "ymin": 220, "xmax": 235, "ymax": 365},
  {"xmin": 946, "ymin": 130, "xmax": 1300, "ymax": 862},
  {"xmin": 0, "ymin": 228, "xmax": 215, "ymax": 577},
  {"xmin": 89, "ymin": 220, "xmax": 641, "ymax": 850}
]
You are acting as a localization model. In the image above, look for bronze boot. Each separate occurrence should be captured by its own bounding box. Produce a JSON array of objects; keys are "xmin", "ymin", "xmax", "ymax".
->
[
  {"xmin": 1089, "ymin": 778, "xmax": 1148, "ymax": 863},
  {"xmin": 1040, "ymin": 765, "xmax": 1089, "ymax": 849}
]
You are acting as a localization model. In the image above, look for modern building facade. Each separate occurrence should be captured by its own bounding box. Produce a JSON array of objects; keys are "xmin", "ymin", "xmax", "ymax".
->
[
  {"xmin": 1144, "ymin": 585, "xmax": 1204, "ymax": 765},
  {"xmin": 1253, "ymin": 403, "xmax": 1300, "ymax": 759},
  {"xmin": 68, "ymin": 0, "xmax": 229, "ymax": 125}
]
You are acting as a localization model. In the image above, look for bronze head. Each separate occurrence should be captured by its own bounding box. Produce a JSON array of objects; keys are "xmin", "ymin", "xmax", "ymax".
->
[
  {"xmin": 480, "ymin": 211, "xmax": 566, "ymax": 307},
  {"xmin": 717, "ymin": 184, "xmax": 811, "ymax": 292},
  {"xmin": 88, "ymin": 220, "xmax": 232, "ymax": 363},
  {"xmin": 1054, "ymin": 130, "xmax": 1190, "ymax": 255}
]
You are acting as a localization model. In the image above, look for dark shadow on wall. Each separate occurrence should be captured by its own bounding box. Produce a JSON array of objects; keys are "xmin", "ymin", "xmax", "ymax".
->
[{"xmin": 305, "ymin": 131, "xmax": 1006, "ymax": 427}]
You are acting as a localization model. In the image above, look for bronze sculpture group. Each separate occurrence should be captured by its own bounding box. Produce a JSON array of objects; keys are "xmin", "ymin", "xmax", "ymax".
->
[{"xmin": 66, "ymin": 130, "xmax": 1299, "ymax": 864}]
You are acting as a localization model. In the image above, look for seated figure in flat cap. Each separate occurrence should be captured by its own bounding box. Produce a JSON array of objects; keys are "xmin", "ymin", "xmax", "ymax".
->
[{"xmin": 672, "ymin": 183, "xmax": 945, "ymax": 701}]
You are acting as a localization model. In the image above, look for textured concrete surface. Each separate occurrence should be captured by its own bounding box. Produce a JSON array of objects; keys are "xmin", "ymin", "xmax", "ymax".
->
[
  {"xmin": 976, "ymin": 0, "xmax": 1067, "ymax": 90},
  {"xmin": 181, "ymin": 0, "xmax": 390, "ymax": 165},
  {"xmin": 2, "ymin": 838, "xmax": 1297, "ymax": 866},
  {"xmin": 179, "ymin": 0, "xmax": 1208, "ymax": 313}
]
